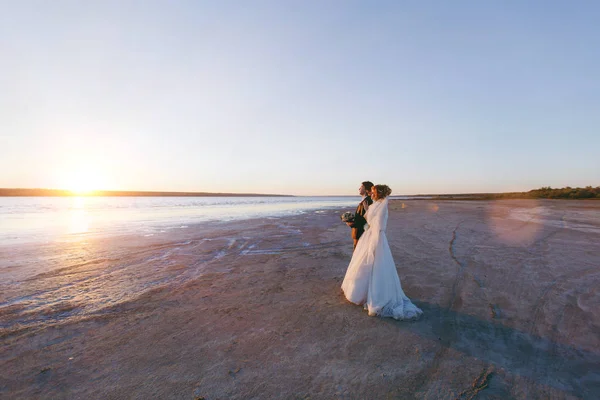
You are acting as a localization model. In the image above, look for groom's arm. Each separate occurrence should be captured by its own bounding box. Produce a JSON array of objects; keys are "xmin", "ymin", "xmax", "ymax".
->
[
  {"xmin": 348, "ymin": 201, "xmax": 367, "ymax": 229},
  {"xmin": 349, "ymin": 214, "xmax": 366, "ymax": 229}
]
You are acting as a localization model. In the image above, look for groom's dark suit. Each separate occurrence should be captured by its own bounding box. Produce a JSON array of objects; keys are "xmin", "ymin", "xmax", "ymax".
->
[{"xmin": 349, "ymin": 195, "xmax": 373, "ymax": 249}]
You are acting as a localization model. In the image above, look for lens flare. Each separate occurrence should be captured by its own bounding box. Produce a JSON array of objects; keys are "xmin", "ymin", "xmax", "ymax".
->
[{"xmin": 486, "ymin": 201, "xmax": 544, "ymax": 246}]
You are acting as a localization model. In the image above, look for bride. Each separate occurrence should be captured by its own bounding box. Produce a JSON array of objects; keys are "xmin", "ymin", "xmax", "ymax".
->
[{"xmin": 341, "ymin": 184, "xmax": 423, "ymax": 320}]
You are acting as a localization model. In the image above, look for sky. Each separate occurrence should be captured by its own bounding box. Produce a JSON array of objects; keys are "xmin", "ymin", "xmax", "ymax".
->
[{"xmin": 1, "ymin": 1, "xmax": 599, "ymax": 196}]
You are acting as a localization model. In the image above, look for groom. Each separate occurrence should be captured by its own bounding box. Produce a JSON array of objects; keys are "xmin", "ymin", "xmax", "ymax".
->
[{"xmin": 347, "ymin": 181, "xmax": 374, "ymax": 250}]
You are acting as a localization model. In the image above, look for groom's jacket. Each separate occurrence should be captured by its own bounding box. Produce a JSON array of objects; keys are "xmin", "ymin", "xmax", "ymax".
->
[{"xmin": 350, "ymin": 195, "xmax": 373, "ymax": 240}]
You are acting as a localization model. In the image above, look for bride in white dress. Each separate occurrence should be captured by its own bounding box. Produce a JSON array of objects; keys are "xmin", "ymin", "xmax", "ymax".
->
[{"xmin": 341, "ymin": 184, "xmax": 423, "ymax": 320}]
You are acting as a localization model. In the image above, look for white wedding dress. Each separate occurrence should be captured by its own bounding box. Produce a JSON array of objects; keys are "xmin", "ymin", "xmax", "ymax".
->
[{"xmin": 341, "ymin": 198, "xmax": 423, "ymax": 320}]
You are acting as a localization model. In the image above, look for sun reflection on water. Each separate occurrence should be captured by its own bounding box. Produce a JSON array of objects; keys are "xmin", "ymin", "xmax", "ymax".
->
[{"xmin": 68, "ymin": 196, "xmax": 90, "ymax": 235}]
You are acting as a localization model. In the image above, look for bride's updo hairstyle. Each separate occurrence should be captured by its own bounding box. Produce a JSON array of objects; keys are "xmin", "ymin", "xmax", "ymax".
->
[{"xmin": 374, "ymin": 184, "xmax": 392, "ymax": 199}]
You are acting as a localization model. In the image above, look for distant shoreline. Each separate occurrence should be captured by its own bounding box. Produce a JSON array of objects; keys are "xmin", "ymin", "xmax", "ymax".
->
[{"xmin": 0, "ymin": 188, "xmax": 293, "ymax": 197}]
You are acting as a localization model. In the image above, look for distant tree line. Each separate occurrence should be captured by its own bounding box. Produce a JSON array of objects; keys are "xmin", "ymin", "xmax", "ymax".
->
[
  {"xmin": 424, "ymin": 186, "xmax": 600, "ymax": 200},
  {"xmin": 465, "ymin": 186, "xmax": 599, "ymax": 200},
  {"xmin": 525, "ymin": 186, "xmax": 600, "ymax": 199}
]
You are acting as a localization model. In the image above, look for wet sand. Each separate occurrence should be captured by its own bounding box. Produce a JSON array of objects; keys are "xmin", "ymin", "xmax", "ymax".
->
[{"xmin": 1, "ymin": 200, "xmax": 600, "ymax": 399}]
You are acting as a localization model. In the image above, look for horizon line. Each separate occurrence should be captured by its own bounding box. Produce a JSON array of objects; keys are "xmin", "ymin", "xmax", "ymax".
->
[
  {"xmin": 0, "ymin": 188, "xmax": 293, "ymax": 197},
  {"xmin": 1, "ymin": 186, "xmax": 594, "ymax": 198}
]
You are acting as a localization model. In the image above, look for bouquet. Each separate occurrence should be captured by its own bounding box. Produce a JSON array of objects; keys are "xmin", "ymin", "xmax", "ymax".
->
[{"xmin": 340, "ymin": 211, "xmax": 355, "ymax": 223}]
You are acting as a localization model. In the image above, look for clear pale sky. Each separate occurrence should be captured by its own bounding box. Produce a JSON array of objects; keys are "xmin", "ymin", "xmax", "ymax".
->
[{"xmin": 1, "ymin": 1, "xmax": 599, "ymax": 195}]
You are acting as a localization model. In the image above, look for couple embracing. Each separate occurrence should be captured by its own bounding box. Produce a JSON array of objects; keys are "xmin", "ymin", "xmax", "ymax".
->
[{"xmin": 342, "ymin": 181, "xmax": 423, "ymax": 321}]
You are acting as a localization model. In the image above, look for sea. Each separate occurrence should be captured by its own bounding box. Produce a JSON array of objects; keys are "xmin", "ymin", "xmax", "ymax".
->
[
  {"xmin": 0, "ymin": 196, "xmax": 370, "ymax": 245},
  {"xmin": 0, "ymin": 195, "xmax": 377, "ymax": 333}
]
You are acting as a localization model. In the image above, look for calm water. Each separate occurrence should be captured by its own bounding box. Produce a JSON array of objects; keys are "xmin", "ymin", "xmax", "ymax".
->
[
  {"xmin": 0, "ymin": 196, "xmax": 363, "ymax": 333},
  {"xmin": 0, "ymin": 196, "xmax": 362, "ymax": 244}
]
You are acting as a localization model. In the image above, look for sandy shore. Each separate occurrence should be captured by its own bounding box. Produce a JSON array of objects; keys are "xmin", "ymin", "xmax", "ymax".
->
[{"xmin": 1, "ymin": 200, "xmax": 599, "ymax": 399}]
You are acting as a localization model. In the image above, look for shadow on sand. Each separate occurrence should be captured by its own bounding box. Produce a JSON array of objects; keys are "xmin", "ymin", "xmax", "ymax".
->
[{"xmin": 382, "ymin": 301, "xmax": 600, "ymax": 398}]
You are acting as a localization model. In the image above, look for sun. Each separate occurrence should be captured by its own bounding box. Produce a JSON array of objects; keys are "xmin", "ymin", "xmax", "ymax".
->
[
  {"xmin": 64, "ymin": 167, "xmax": 107, "ymax": 195},
  {"xmin": 69, "ymin": 182, "xmax": 96, "ymax": 195}
]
